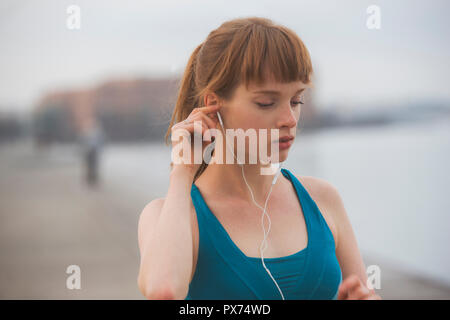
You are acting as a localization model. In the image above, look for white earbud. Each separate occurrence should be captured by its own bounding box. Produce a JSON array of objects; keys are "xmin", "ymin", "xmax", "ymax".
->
[
  {"xmin": 217, "ymin": 111, "xmax": 224, "ymax": 128},
  {"xmin": 272, "ymin": 164, "xmax": 282, "ymax": 185}
]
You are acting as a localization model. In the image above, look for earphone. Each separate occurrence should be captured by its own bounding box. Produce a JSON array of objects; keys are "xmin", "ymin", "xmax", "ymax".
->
[{"xmin": 215, "ymin": 110, "xmax": 286, "ymax": 300}]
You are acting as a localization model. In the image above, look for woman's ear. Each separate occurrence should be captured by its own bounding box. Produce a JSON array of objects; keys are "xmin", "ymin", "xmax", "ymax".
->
[{"xmin": 204, "ymin": 91, "xmax": 221, "ymax": 107}]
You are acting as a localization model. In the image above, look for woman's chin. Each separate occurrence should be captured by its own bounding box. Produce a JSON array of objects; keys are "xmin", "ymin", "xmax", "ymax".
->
[
  {"xmin": 268, "ymin": 150, "xmax": 289, "ymax": 163},
  {"xmin": 278, "ymin": 152, "xmax": 289, "ymax": 162}
]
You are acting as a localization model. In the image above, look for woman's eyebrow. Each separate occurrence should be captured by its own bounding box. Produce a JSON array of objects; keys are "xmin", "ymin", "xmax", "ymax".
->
[{"xmin": 252, "ymin": 88, "xmax": 305, "ymax": 95}]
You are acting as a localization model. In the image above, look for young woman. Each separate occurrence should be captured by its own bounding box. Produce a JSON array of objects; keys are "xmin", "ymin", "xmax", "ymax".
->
[{"xmin": 137, "ymin": 17, "xmax": 381, "ymax": 300}]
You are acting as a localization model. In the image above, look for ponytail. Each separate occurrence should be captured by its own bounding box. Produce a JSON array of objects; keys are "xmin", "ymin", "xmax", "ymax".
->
[{"xmin": 164, "ymin": 43, "xmax": 208, "ymax": 182}]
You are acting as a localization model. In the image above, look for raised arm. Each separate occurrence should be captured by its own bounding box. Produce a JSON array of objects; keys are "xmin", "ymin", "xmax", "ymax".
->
[{"xmin": 137, "ymin": 167, "xmax": 196, "ymax": 299}]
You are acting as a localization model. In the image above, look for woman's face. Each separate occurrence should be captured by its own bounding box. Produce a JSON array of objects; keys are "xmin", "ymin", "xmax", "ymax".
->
[{"xmin": 219, "ymin": 75, "xmax": 309, "ymax": 165}]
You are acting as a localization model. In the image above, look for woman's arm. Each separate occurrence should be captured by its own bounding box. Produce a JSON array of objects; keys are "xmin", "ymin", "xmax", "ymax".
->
[
  {"xmin": 137, "ymin": 166, "xmax": 196, "ymax": 299},
  {"xmin": 298, "ymin": 175, "xmax": 381, "ymax": 300},
  {"xmin": 320, "ymin": 180, "xmax": 381, "ymax": 300}
]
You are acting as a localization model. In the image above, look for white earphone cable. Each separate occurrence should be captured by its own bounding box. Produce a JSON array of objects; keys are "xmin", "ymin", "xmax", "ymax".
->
[
  {"xmin": 216, "ymin": 112, "xmax": 285, "ymax": 300},
  {"xmin": 241, "ymin": 164, "xmax": 285, "ymax": 300}
]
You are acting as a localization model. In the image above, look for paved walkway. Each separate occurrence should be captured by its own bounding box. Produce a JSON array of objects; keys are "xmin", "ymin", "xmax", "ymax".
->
[{"xmin": 0, "ymin": 142, "xmax": 144, "ymax": 299}]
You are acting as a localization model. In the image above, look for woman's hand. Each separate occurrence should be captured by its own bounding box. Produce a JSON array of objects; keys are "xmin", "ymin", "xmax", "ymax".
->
[
  {"xmin": 337, "ymin": 274, "xmax": 381, "ymax": 300},
  {"xmin": 170, "ymin": 104, "xmax": 221, "ymax": 175}
]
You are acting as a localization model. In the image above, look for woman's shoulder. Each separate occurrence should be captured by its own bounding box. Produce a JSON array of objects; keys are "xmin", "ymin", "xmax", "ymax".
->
[
  {"xmin": 292, "ymin": 174, "xmax": 340, "ymax": 203},
  {"xmin": 141, "ymin": 197, "xmax": 166, "ymax": 215}
]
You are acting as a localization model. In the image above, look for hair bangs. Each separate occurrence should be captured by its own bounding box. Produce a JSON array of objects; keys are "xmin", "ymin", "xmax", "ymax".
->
[{"xmin": 240, "ymin": 24, "xmax": 313, "ymax": 91}]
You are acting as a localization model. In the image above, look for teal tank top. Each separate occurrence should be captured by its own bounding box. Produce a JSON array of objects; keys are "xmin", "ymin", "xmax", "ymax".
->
[{"xmin": 186, "ymin": 168, "xmax": 342, "ymax": 300}]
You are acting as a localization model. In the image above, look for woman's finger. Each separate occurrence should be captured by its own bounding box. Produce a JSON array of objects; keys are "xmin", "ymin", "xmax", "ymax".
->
[
  {"xmin": 189, "ymin": 120, "xmax": 209, "ymax": 136},
  {"xmin": 184, "ymin": 110, "xmax": 216, "ymax": 128},
  {"xmin": 172, "ymin": 118, "xmax": 206, "ymax": 139},
  {"xmin": 192, "ymin": 104, "xmax": 221, "ymax": 116},
  {"xmin": 337, "ymin": 283, "xmax": 348, "ymax": 300},
  {"xmin": 197, "ymin": 112, "xmax": 218, "ymax": 130},
  {"xmin": 349, "ymin": 285, "xmax": 370, "ymax": 300},
  {"xmin": 337, "ymin": 275, "xmax": 362, "ymax": 300},
  {"xmin": 345, "ymin": 275, "xmax": 362, "ymax": 292},
  {"xmin": 187, "ymin": 113, "xmax": 219, "ymax": 140}
]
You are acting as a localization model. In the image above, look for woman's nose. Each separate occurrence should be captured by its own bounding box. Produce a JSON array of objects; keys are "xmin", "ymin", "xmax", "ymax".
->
[{"xmin": 277, "ymin": 104, "xmax": 298, "ymax": 128}]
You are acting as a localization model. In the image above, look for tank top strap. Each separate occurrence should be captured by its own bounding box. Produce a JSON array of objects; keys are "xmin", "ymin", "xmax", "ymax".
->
[
  {"xmin": 280, "ymin": 168, "xmax": 336, "ymax": 248},
  {"xmin": 280, "ymin": 168, "xmax": 341, "ymax": 299}
]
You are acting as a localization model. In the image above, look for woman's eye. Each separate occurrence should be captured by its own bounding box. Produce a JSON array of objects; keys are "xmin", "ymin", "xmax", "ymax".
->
[
  {"xmin": 256, "ymin": 100, "xmax": 304, "ymax": 108},
  {"xmin": 256, "ymin": 102, "xmax": 274, "ymax": 108},
  {"xmin": 292, "ymin": 100, "xmax": 304, "ymax": 106}
]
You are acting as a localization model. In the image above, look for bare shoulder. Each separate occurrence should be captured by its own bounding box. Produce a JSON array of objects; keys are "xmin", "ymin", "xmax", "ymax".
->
[
  {"xmin": 294, "ymin": 175, "xmax": 340, "ymax": 204},
  {"xmin": 141, "ymin": 197, "xmax": 166, "ymax": 214},
  {"xmin": 139, "ymin": 197, "xmax": 166, "ymax": 224}
]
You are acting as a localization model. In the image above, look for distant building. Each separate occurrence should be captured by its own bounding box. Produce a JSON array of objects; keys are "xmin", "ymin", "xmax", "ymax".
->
[{"xmin": 32, "ymin": 77, "xmax": 178, "ymax": 144}]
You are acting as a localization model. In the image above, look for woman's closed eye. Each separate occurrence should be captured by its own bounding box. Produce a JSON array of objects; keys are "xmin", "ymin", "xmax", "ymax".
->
[{"xmin": 256, "ymin": 100, "xmax": 304, "ymax": 108}]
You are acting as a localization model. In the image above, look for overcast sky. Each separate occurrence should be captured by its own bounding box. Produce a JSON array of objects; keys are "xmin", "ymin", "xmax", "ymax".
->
[{"xmin": 1, "ymin": 0, "xmax": 449, "ymax": 112}]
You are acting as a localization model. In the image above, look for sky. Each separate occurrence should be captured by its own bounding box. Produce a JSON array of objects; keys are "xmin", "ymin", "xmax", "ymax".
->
[{"xmin": 1, "ymin": 0, "xmax": 449, "ymax": 112}]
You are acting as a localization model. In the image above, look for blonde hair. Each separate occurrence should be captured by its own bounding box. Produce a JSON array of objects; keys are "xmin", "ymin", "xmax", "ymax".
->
[{"xmin": 165, "ymin": 16, "xmax": 313, "ymax": 182}]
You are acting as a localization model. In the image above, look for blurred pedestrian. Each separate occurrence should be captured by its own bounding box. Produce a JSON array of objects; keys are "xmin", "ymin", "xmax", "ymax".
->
[{"xmin": 78, "ymin": 119, "xmax": 105, "ymax": 187}]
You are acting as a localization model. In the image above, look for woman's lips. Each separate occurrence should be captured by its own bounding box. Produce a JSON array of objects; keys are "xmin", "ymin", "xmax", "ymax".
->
[
  {"xmin": 271, "ymin": 137, "xmax": 293, "ymax": 150},
  {"xmin": 278, "ymin": 139, "xmax": 293, "ymax": 150}
]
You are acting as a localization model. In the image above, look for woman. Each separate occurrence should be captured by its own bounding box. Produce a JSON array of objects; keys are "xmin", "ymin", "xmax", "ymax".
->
[{"xmin": 137, "ymin": 17, "xmax": 381, "ymax": 300}]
